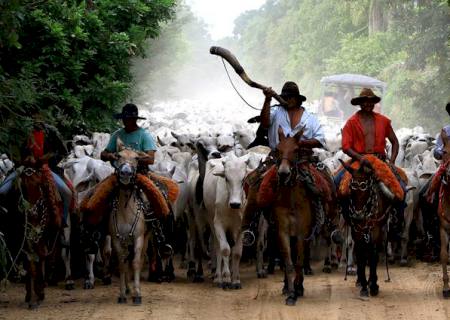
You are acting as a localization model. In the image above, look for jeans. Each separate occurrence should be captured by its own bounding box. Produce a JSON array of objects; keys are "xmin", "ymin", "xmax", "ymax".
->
[{"xmin": 0, "ymin": 170, "xmax": 71, "ymax": 225}]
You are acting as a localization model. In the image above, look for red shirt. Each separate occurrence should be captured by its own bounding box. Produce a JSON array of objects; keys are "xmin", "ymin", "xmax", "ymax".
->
[
  {"xmin": 342, "ymin": 112, "xmax": 392, "ymax": 155},
  {"xmin": 27, "ymin": 129, "xmax": 45, "ymax": 159}
]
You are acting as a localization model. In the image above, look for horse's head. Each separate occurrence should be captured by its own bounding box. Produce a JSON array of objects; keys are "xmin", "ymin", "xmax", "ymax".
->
[
  {"xmin": 275, "ymin": 128, "xmax": 303, "ymax": 184},
  {"xmin": 115, "ymin": 138, "xmax": 146, "ymax": 186},
  {"xmin": 340, "ymin": 160, "xmax": 376, "ymax": 212}
]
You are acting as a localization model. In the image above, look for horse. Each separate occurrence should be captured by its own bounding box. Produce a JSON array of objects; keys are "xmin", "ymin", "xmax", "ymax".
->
[
  {"xmin": 435, "ymin": 129, "xmax": 450, "ymax": 298},
  {"xmin": 272, "ymin": 129, "xmax": 314, "ymax": 306},
  {"xmin": 339, "ymin": 158, "xmax": 395, "ymax": 298},
  {"xmin": 0, "ymin": 164, "xmax": 65, "ymax": 308},
  {"xmin": 109, "ymin": 144, "xmax": 150, "ymax": 304}
]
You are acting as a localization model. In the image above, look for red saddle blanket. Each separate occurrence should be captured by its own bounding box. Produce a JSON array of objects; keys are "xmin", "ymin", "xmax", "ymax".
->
[
  {"xmin": 256, "ymin": 163, "xmax": 334, "ymax": 208},
  {"xmin": 81, "ymin": 173, "xmax": 179, "ymax": 225},
  {"xmin": 337, "ymin": 155, "xmax": 407, "ymax": 201}
]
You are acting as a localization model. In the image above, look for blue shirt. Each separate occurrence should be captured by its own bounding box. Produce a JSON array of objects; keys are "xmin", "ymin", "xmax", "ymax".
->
[
  {"xmin": 105, "ymin": 127, "xmax": 157, "ymax": 153},
  {"xmin": 434, "ymin": 125, "xmax": 450, "ymax": 160},
  {"xmin": 268, "ymin": 105, "xmax": 326, "ymax": 150}
]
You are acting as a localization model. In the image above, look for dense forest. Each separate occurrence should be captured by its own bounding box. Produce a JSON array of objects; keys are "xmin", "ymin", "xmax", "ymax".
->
[
  {"xmin": 0, "ymin": 0, "xmax": 176, "ymax": 155},
  {"xmin": 229, "ymin": 0, "xmax": 449, "ymax": 130},
  {"xmin": 0, "ymin": 0, "xmax": 449, "ymax": 155}
]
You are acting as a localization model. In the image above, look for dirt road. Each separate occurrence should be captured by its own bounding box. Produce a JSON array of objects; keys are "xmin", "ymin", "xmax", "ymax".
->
[{"xmin": 1, "ymin": 261, "xmax": 449, "ymax": 320}]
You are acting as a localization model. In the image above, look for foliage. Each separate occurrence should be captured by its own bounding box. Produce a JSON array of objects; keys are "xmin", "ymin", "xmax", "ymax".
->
[
  {"xmin": 231, "ymin": 0, "xmax": 450, "ymax": 131},
  {"xmin": 0, "ymin": 0, "xmax": 175, "ymax": 158}
]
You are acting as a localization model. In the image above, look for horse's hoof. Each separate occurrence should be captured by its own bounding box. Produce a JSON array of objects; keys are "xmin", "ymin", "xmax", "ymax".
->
[
  {"xmin": 400, "ymin": 259, "xmax": 408, "ymax": 267},
  {"xmin": 148, "ymin": 275, "xmax": 162, "ymax": 283},
  {"xmin": 117, "ymin": 296, "xmax": 127, "ymax": 304},
  {"xmin": 28, "ymin": 302, "xmax": 40, "ymax": 310},
  {"xmin": 347, "ymin": 268, "xmax": 357, "ymax": 276},
  {"xmin": 102, "ymin": 277, "xmax": 112, "ymax": 286},
  {"xmin": 443, "ymin": 290, "xmax": 450, "ymax": 298},
  {"xmin": 179, "ymin": 260, "xmax": 189, "ymax": 269},
  {"xmin": 370, "ymin": 284, "xmax": 379, "ymax": 296},
  {"xmin": 360, "ymin": 288, "xmax": 369, "ymax": 297},
  {"xmin": 193, "ymin": 274, "xmax": 204, "ymax": 283},
  {"xmin": 257, "ymin": 270, "xmax": 267, "ymax": 278},
  {"xmin": 132, "ymin": 296, "xmax": 142, "ymax": 305},
  {"xmin": 187, "ymin": 269, "xmax": 196, "ymax": 281},
  {"xmin": 84, "ymin": 281, "xmax": 94, "ymax": 290},
  {"xmin": 304, "ymin": 268, "xmax": 313, "ymax": 276},
  {"xmin": 322, "ymin": 266, "xmax": 332, "ymax": 274},
  {"xmin": 282, "ymin": 286, "xmax": 289, "ymax": 296},
  {"xmin": 231, "ymin": 283, "xmax": 242, "ymax": 290},
  {"xmin": 285, "ymin": 295, "xmax": 297, "ymax": 306},
  {"xmin": 65, "ymin": 283, "xmax": 75, "ymax": 291}
]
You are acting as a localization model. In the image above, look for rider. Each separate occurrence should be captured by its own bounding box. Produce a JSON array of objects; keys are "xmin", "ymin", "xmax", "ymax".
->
[
  {"xmin": 100, "ymin": 103, "xmax": 172, "ymax": 257},
  {"xmin": 242, "ymin": 81, "xmax": 330, "ymax": 238},
  {"xmin": 338, "ymin": 88, "xmax": 404, "ymax": 235},
  {"xmin": 0, "ymin": 110, "xmax": 72, "ymax": 227}
]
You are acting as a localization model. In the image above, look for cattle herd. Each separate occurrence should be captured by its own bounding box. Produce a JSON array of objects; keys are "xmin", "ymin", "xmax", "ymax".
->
[{"xmin": 0, "ymin": 99, "xmax": 444, "ymax": 308}]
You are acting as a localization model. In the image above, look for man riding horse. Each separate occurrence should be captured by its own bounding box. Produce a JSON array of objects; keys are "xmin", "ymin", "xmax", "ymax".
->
[
  {"xmin": 242, "ymin": 82, "xmax": 337, "ymax": 251},
  {"xmin": 99, "ymin": 103, "xmax": 173, "ymax": 258},
  {"xmin": 0, "ymin": 111, "xmax": 72, "ymax": 227},
  {"xmin": 337, "ymin": 88, "xmax": 407, "ymax": 297}
]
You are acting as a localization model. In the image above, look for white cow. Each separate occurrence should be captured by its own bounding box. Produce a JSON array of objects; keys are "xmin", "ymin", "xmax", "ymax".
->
[{"xmin": 203, "ymin": 155, "xmax": 250, "ymax": 289}]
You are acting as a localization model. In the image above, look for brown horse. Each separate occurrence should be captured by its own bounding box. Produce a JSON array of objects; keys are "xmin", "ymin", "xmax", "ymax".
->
[
  {"xmin": 339, "ymin": 161, "xmax": 392, "ymax": 298},
  {"xmin": 273, "ymin": 129, "xmax": 314, "ymax": 306},
  {"xmin": 436, "ymin": 129, "xmax": 450, "ymax": 298},
  {"xmin": 1, "ymin": 165, "xmax": 63, "ymax": 309}
]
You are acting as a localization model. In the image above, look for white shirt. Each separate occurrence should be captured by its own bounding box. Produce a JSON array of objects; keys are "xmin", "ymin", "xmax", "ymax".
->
[{"xmin": 268, "ymin": 105, "xmax": 326, "ymax": 150}]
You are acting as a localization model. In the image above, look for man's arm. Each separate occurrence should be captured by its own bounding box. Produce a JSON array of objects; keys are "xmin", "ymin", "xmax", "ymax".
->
[
  {"xmin": 387, "ymin": 126, "xmax": 399, "ymax": 165},
  {"xmin": 138, "ymin": 151, "xmax": 155, "ymax": 166},
  {"xmin": 261, "ymin": 87, "xmax": 276, "ymax": 129},
  {"xmin": 101, "ymin": 150, "xmax": 118, "ymax": 162}
]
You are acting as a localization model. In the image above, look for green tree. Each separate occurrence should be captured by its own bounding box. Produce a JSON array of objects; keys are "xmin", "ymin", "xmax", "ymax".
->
[{"xmin": 0, "ymin": 0, "xmax": 175, "ymax": 157}]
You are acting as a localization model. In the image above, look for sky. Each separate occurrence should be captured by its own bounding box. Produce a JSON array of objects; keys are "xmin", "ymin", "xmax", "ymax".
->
[{"xmin": 185, "ymin": 0, "xmax": 266, "ymax": 40}]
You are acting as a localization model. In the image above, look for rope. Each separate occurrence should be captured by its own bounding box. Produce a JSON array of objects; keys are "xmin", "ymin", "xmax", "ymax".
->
[{"xmin": 221, "ymin": 58, "xmax": 261, "ymax": 111}]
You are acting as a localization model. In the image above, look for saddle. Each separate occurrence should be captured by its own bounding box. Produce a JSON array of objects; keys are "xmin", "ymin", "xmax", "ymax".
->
[
  {"xmin": 256, "ymin": 162, "xmax": 334, "ymax": 208},
  {"xmin": 337, "ymin": 155, "xmax": 408, "ymax": 201},
  {"xmin": 81, "ymin": 173, "xmax": 179, "ymax": 225}
]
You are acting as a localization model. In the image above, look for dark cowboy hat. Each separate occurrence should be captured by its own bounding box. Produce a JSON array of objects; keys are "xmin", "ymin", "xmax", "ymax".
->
[
  {"xmin": 114, "ymin": 103, "xmax": 146, "ymax": 120},
  {"xmin": 280, "ymin": 81, "xmax": 307, "ymax": 102},
  {"xmin": 351, "ymin": 88, "xmax": 381, "ymax": 106}
]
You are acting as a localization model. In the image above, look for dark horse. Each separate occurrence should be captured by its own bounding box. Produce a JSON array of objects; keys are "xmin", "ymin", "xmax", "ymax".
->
[
  {"xmin": 273, "ymin": 130, "xmax": 314, "ymax": 306},
  {"xmin": 340, "ymin": 160, "xmax": 393, "ymax": 298},
  {"xmin": 1, "ymin": 165, "xmax": 62, "ymax": 308}
]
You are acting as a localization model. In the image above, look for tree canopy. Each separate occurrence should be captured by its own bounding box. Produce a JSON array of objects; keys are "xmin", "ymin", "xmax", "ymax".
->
[
  {"xmin": 230, "ymin": 0, "xmax": 450, "ymax": 131},
  {"xmin": 0, "ymin": 0, "xmax": 175, "ymax": 157}
]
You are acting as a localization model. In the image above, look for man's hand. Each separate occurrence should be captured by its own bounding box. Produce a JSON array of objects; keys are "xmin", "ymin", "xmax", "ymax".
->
[
  {"xmin": 263, "ymin": 87, "xmax": 277, "ymax": 100},
  {"xmin": 360, "ymin": 157, "xmax": 372, "ymax": 170},
  {"xmin": 101, "ymin": 151, "xmax": 119, "ymax": 163}
]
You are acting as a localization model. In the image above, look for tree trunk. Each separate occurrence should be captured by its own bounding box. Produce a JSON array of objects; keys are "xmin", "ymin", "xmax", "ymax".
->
[{"xmin": 369, "ymin": 0, "xmax": 387, "ymax": 35}]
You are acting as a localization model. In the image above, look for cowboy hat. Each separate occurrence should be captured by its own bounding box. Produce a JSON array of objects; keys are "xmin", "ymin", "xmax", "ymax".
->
[
  {"xmin": 280, "ymin": 81, "xmax": 307, "ymax": 102},
  {"xmin": 351, "ymin": 88, "xmax": 381, "ymax": 106},
  {"xmin": 114, "ymin": 103, "xmax": 146, "ymax": 120}
]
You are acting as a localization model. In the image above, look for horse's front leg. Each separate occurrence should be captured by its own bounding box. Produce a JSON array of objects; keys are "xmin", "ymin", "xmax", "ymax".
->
[
  {"xmin": 61, "ymin": 225, "xmax": 74, "ymax": 290},
  {"xmin": 368, "ymin": 242, "xmax": 379, "ymax": 296},
  {"xmin": 113, "ymin": 239, "xmax": 128, "ymax": 304},
  {"xmin": 294, "ymin": 238, "xmax": 306, "ymax": 300},
  {"xmin": 131, "ymin": 234, "xmax": 145, "ymax": 304},
  {"xmin": 102, "ymin": 235, "xmax": 112, "ymax": 285},
  {"xmin": 354, "ymin": 239, "xmax": 369, "ymax": 297},
  {"xmin": 440, "ymin": 227, "xmax": 450, "ymax": 298},
  {"xmin": 276, "ymin": 212, "xmax": 295, "ymax": 305}
]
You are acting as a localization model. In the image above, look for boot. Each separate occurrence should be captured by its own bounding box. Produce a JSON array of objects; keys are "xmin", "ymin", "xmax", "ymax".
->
[{"xmin": 148, "ymin": 217, "xmax": 173, "ymax": 259}]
